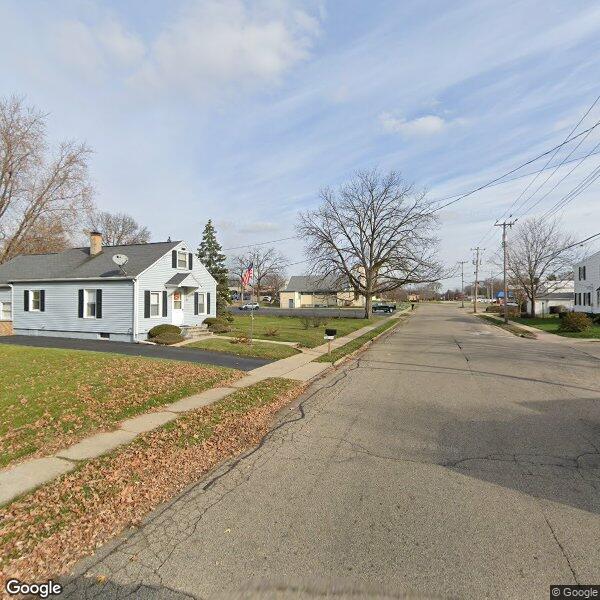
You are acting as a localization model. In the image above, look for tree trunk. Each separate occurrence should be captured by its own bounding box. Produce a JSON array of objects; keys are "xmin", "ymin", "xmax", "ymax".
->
[
  {"xmin": 364, "ymin": 292, "xmax": 372, "ymax": 319},
  {"xmin": 530, "ymin": 293, "xmax": 536, "ymax": 318}
]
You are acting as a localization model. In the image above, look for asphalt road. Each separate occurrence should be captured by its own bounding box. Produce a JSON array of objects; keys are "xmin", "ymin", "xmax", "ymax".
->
[
  {"xmin": 61, "ymin": 304, "xmax": 600, "ymax": 599},
  {"xmin": 0, "ymin": 335, "xmax": 269, "ymax": 371}
]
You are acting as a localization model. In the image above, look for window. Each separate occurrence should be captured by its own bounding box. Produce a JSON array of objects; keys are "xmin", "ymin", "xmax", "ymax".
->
[
  {"xmin": 84, "ymin": 289, "xmax": 97, "ymax": 318},
  {"xmin": 150, "ymin": 292, "xmax": 160, "ymax": 317},
  {"xmin": 177, "ymin": 251, "xmax": 188, "ymax": 269},
  {"xmin": 1, "ymin": 302, "xmax": 11, "ymax": 320},
  {"xmin": 173, "ymin": 290, "xmax": 183, "ymax": 310},
  {"xmin": 99, "ymin": 332, "xmax": 110, "ymax": 339},
  {"xmin": 30, "ymin": 290, "xmax": 41, "ymax": 311},
  {"xmin": 197, "ymin": 292, "xmax": 205, "ymax": 314},
  {"xmin": 579, "ymin": 265, "xmax": 587, "ymax": 281}
]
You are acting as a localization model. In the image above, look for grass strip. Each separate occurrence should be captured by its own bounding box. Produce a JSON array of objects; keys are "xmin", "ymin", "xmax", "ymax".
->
[
  {"xmin": 477, "ymin": 314, "xmax": 537, "ymax": 338},
  {"xmin": 186, "ymin": 337, "xmax": 301, "ymax": 360},
  {"xmin": 0, "ymin": 378, "xmax": 305, "ymax": 584},
  {"xmin": 314, "ymin": 317, "xmax": 404, "ymax": 363}
]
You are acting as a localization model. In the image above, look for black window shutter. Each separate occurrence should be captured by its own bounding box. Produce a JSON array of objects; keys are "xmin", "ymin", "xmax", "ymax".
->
[
  {"xmin": 188, "ymin": 253, "xmax": 193, "ymax": 270},
  {"xmin": 78, "ymin": 289, "xmax": 84, "ymax": 318},
  {"xmin": 194, "ymin": 292, "xmax": 198, "ymax": 315},
  {"xmin": 40, "ymin": 290, "xmax": 45, "ymax": 312},
  {"xmin": 24, "ymin": 290, "xmax": 30, "ymax": 312},
  {"xmin": 144, "ymin": 290, "xmax": 150, "ymax": 318},
  {"xmin": 96, "ymin": 289, "xmax": 102, "ymax": 319},
  {"xmin": 172, "ymin": 250, "xmax": 177, "ymax": 268},
  {"xmin": 207, "ymin": 292, "xmax": 211, "ymax": 315},
  {"xmin": 162, "ymin": 291, "xmax": 168, "ymax": 317}
]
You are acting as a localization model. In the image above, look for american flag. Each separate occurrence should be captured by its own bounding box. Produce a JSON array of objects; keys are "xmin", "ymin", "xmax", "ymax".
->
[{"xmin": 241, "ymin": 262, "xmax": 254, "ymax": 287}]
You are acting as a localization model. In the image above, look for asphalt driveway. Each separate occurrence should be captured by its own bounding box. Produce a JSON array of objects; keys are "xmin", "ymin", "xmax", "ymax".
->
[{"xmin": 0, "ymin": 335, "xmax": 269, "ymax": 371}]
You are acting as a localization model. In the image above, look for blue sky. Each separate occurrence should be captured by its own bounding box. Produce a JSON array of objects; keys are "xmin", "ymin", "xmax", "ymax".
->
[{"xmin": 1, "ymin": 0, "xmax": 600, "ymax": 288}]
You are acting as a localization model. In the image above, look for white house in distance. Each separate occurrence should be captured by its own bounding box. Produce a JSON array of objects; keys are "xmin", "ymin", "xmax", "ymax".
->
[
  {"xmin": 0, "ymin": 232, "xmax": 216, "ymax": 342},
  {"xmin": 526, "ymin": 279, "xmax": 574, "ymax": 316},
  {"xmin": 574, "ymin": 250, "xmax": 600, "ymax": 314}
]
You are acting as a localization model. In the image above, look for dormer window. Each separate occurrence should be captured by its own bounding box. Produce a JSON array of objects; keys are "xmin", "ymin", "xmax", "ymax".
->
[{"xmin": 177, "ymin": 251, "xmax": 188, "ymax": 269}]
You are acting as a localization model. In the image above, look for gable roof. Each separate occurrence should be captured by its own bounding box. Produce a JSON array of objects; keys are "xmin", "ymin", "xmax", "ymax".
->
[
  {"xmin": 0, "ymin": 241, "xmax": 181, "ymax": 284},
  {"xmin": 284, "ymin": 275, "xmax": 349, "ymax": 292}
]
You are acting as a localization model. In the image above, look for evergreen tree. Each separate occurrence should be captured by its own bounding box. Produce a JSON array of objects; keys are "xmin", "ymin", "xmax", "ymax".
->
[{"xmin": 197, "ymin": 220, "xmax": 230, "ymax": 313}]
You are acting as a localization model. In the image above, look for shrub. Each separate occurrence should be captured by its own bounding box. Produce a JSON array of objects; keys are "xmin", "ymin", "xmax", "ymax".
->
[
  {"xmin": 220, "ymin": 311, "xmax": 235, "ymax": 323},
  {"xmin": 485, "ymin": 305, "xmax": 501, "ymax": 313},
  {"xmin": 204, "ymin": 317, "xmax": 219, "ymax": 326},
  {"xmin": 148, "ymin": 324, "xmax": 181, "ymax": 339},
  {"xmin": 312, "ymin": 316, "xmax": 329, "ymax": 327},
  {"xmin": 209, "ymin": 323, "xmax": 230, "ymax": 333},
  {"xmin": 264, "ymin": 327, "xmax": 279, "ymax": 337},
  {"xmin": 151, "ymin": 333, "xmax": 185, "ymax": 345},
  {"xmin": 558, "ymin": 312, "xmax": 592, "ymax": 333},
  {"xmin": 300, "ymin": 316, "xmax": 312, "ymax": 330},
  {"xmin": 549, "ymin": 305, "xmax": 568, "ymax": 315}
]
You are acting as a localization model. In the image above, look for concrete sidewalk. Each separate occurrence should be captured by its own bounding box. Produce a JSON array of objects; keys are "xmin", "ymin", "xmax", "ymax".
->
[{"xmin": 0, "ymin": 310, "xmax": 408, "ymax": 505}]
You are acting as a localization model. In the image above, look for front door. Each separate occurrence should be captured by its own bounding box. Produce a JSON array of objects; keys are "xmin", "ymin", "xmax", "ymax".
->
[
  {"xmin": 288, "ymin": 298, "xmax": 294, "ymax": 308},
  {"xmin": 172, "ymin": 289, "xmax": 184, "ymax": 325}
]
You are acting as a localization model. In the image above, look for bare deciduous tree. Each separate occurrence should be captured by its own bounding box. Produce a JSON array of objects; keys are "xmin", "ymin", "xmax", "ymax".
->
[
  {"xmin": 505, "ymin": 216, "xmax": 575, "ymax": 317},
  {"xmin": 88, "ymin": 211, "xmax": 150, "ymax": 245},
  {"xmin": 230, "ymin": 246, "xmax": 287, "ymax": 300},
  {"xmin": 298, "ymin": 169, "xmax": 443, "ymax": 317},
  {"xmin": 0, "ymin": 96, "xmax": 93, "ymax": 263}
]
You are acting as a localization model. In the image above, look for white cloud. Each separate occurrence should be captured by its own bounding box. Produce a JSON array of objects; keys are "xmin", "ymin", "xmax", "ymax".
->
[
  {"xmin": 97, "ymin": 20, "xmax": 145, "ymax": 67},
  {"xmin": 379, "ymin": 113, "xmax": 447, "ymax": 136},
  {"xmin": 130, "ymin": 0, "xmax": 321, "ymax": 98}
]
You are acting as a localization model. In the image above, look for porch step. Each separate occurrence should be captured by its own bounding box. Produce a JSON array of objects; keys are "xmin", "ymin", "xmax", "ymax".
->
[{"xmin": 180, "ymin": 325, "xmax": 209, "ymax": 339}]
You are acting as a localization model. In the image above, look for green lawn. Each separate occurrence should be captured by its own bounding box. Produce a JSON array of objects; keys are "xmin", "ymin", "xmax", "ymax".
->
[
  {"xmin": 0, "ymin": 345, "xmax": 240, "ymax": 468},
  {"xmin": 512, "ymin": 315, "xmax": 600, "ymax": 338},
  {"xmin": 218, "ymin": 314, "xmax": 381, "ymax": 348},
  {"xmin": 477, "ymin": 314, "xmax": 537, "ymax": 339},
  {"xmin": 314, "ymin": 317, "xmax": 404, "ymax": 363},
  {"xmin": 187, "ymin": 337, "xmax": 301, "ymax": 360}
]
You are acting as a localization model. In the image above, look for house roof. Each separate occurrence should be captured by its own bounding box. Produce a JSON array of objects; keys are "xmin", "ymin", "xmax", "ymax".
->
[
  {"xmin": 538, "ymin": 292, "xmax": 574, "ymax": 300},
  {"xmin": 0, "ymin": 241, "xmax": 181, "ymax": 284},
  {"xmin": 165, "ymin": 273, "xmax": 200, "ymax": 288},
  {"xmin": 284, "ymin": 275, "xmax": 348, "ymax": 293}
]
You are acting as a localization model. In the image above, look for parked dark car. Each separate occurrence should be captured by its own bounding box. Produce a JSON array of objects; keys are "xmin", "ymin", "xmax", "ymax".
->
[{"xmin": 372, "ymin": 303, "xmax": 396, "ymax": 313}]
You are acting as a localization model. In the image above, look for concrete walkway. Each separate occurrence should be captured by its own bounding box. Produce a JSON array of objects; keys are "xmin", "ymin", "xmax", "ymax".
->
[{"xmin": 0, "ymin": 310, "xmax": 407, "ymax": 506}]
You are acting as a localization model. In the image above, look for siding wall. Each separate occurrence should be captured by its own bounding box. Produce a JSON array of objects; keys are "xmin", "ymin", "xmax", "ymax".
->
[
  {"xmin": 12, "ymin": 280, "xmax": 134, "ymax": 340},
  {"xmin": 574, "ymin": 252, "xmax": 600, "ymax": 315},
  {"xmin": 136, "ymin": 241, "xmax": 217, "ymax": 340}
]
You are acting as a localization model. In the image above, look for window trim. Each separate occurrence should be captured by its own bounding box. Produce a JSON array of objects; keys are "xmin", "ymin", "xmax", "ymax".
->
[
  {"xmin": 29, "ymin": 290, "xmax": 41, "ymax": 312},
  {"xmin": 177, "ymin": 250, "xmax": 188, "ymax": 269},
  {"xmin": 84, "ymin": 288, "xmax": 97, "ymax": 319},
  {"xmin": 149, "ymin": 291, "xmax": 161, "ymax": 317},
  {"xmin": 0, "ymin": 301, "xmax": 11, "ymax": 320},
  {"xmin": 197, "ymin": 292, "xmax": 206, "ymax": 314}
]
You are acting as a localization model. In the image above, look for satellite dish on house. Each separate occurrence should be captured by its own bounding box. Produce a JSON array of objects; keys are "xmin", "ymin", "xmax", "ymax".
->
[{"xmin": 112, "ymin": 254, "xmax": 129, "ymax": 267}]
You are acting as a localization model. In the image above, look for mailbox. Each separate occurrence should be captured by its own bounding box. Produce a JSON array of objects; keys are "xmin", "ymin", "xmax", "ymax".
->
[{"xmin": 324, "ymin": 328, "xmax": 337, "ymax": 340}]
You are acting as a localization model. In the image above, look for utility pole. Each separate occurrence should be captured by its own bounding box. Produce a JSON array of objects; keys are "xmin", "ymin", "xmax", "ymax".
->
[
  {"xmin": 470, "ymin": 247, "xmax": 483, "ymax": 313},
  {"xmin": 490, "ymin": 270, "xmax": 494, "ymax": 301},
  {"xmin": 495, "ymin": 220, "xmax": 517, "ymax": 324},
  {"xmin": 458, "ymin": 261, "xmax": 467, "ymax": 308}
]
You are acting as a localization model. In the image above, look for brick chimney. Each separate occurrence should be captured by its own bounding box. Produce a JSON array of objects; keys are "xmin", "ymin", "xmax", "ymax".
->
[{"xmin": 89, "ymin": 231, "xmax": 102, "ymax": 256}]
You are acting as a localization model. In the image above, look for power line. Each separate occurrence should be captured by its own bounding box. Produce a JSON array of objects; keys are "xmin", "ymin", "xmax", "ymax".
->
[
  {"xmin": 223, "ymin": 235, "xmax": 299, "ymax": 251},
  {"xmin": 429, "ymin": 120, "xmax": 600, "ymax": 215}
]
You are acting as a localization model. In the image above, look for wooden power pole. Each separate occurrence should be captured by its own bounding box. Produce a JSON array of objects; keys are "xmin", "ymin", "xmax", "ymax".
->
[
  {"xmin": 495, "ymin": 220, "xmax": 517, "ymax": 324},
  {"xmin": 471, "ymin": 247, "xmax": 483, "ymax": 313},
  {"xmin": 458, "ymin": 261, "xmax": 467, "ymax": 308}
]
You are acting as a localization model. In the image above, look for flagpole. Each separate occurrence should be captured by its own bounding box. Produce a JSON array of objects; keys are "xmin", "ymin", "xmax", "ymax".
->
[{"xmin": 250, "ymin": 267, "xmax": 254, "ymax": 345}]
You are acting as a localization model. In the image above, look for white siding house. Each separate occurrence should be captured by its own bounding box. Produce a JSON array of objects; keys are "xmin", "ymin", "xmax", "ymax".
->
[
  {"xmin": 574, "ymin": 250, "xmax": 600, "ymax": 314},
  {"xmin": 526, "ymin": 280, "xmax": 574, "ymax": 316},
  {"xmin": 0, "ymin": 234, "xmax": 217, "ymax": 342}
]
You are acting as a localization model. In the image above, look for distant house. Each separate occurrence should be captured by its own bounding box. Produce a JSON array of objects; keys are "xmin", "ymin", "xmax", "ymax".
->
[
  {"xmin": 527, "ymin": 280, "xmax": 574, "ymax": 315},
  {"xmin": 0, "ymin": 232, "xmax": 216, "ymax": 342},
  {"xmin": 574, "ymin": 251, "xmax": 600, "ymax": 314},
  {"xmin": 279, "ymin": 275, "xmax": 365, "ymax": 308}
]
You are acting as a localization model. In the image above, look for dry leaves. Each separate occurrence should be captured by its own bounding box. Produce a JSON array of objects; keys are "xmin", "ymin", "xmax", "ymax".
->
[
  {"xmin": 0, "ymin": 346, "xmax": 242, "ymax": 467},
  {"xmin": 0, "ymin": 378, "xmax": 305, "ymax": 590}
]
